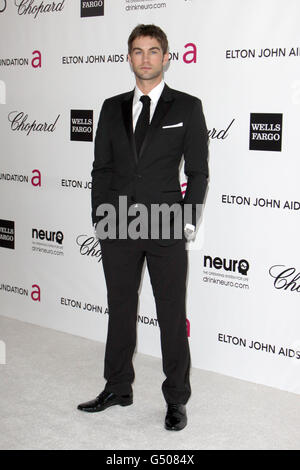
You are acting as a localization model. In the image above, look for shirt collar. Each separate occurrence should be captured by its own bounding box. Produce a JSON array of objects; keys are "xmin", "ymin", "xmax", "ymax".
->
[{"xmin": 133, "ymin": 80, "xmax": 165, "ymax": 106}]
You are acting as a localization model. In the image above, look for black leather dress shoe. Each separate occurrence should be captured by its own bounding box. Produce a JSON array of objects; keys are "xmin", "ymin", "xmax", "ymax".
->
[
  {"xmin": 165, "ymin": 404, "xmax": 187, "ymax": 431},
  {"xmin": 77, "ymin": 390, "xmax": 133, "ymax": 412}
]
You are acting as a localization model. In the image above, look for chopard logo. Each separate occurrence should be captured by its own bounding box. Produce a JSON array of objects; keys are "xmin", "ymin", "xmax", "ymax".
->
[
  {"xmin": 1, "ymin": 1, "xmax": 65, "ymax": 18},
  {"xmin": 208, "ymin": 119, "xmax": 235, "ymax": 140},
  {"xmin": 76, "ymin": 234, "xmax": 103, "ymax": 263},
  {"xmin": 269, "ymin": 265, "xmax": 300, "ymax": 293},
  {"xmin": 8, "ymin": 111, "xmax": 60, "ymax": 136},
  {"xmin": 0, "ymin": 0, "xmax": 6, "ymax": 13}
]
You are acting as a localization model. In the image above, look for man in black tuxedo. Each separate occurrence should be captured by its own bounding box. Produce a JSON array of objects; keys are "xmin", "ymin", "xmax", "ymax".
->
[{"xmin": 78, "ymin": 24, "xmax": 209, "ymax": 431}]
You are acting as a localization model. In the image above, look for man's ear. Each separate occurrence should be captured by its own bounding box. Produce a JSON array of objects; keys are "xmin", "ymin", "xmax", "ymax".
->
[
  {"xmin": 163, "ymin": 52, "xmax": 169, "ymax": 66},
  {"xmin": 128, "ymin": 53, "xmax": 132, "ymax": 66}
]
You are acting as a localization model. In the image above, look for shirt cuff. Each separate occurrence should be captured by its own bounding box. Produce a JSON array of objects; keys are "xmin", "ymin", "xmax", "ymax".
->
[{"xmin": 184, "ymin": 223, "xmax": 195, "ymax": 232}]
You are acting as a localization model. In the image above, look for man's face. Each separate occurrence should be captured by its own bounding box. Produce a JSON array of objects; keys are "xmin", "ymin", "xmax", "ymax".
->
[{"xmin": 128, "ymin": 36, "xmax": 169, "ymax": 82}]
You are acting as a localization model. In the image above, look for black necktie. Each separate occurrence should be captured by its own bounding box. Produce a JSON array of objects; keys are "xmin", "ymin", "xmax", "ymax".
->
[{"xmin": 134, "ymin": 95, "xmax": 151, "ymax": 156}]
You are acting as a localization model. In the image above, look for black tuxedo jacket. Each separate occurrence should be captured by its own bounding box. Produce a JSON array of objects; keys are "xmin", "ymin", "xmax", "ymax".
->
[{"xmin": 91, "ymin": 84, "xmax": 209, "ymax": 241}]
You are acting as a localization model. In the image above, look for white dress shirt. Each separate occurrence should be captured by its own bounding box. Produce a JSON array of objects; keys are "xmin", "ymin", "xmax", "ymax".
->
[{"xmin": 132, "ymin": 80, "xmax": 165, "ymax": 131}]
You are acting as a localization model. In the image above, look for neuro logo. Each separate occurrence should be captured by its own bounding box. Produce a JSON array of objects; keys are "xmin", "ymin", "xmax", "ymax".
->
[
  {"xmin": 32, "ymin": 228, "xmax": 64, "ymax": 256},
  {"xmin": 204, "ymin": 255, "xmax": 250, "ymax": 276},
  {"xmin": 32, "ymin": 228, "xmax": 64, "ymax": 245},
  {"xmin": 238, "ymin": 259, "xmax": 249, "ymax": 276}
]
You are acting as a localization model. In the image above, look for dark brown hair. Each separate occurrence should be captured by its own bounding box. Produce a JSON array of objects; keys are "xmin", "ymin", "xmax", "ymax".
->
[{"xmin": 128, "ymin": 24, "xmax": 169, "ymax": 55}]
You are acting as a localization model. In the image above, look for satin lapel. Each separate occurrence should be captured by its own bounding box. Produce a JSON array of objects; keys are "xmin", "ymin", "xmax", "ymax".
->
[
  {"xmin": 139, "ymin": 86, "xmax": 174, "ymax": 159},
  {"xmin": 121, "ymin": 92, "xmax": 138, "ymax": 166}
]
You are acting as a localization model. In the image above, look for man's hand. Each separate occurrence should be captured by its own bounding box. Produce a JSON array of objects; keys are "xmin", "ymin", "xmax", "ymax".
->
[{"xmin": 184, "ymin": 223, "xmax": 196, "ymax": 241}]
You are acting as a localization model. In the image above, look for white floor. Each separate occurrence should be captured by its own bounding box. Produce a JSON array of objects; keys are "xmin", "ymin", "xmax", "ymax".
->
[{"xmin": 0, "ymin": 315, "xmax": 299, "ymax": 450}]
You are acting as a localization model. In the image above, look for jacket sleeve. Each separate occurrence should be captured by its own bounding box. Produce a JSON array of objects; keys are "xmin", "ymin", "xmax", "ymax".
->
[
  {"xmin": 91, "ymin": 99, "xmax": 113, "ymax": 224},
  {"xmin": 182, "ymin": 98, "xmax": 209, "ymax": 226}
]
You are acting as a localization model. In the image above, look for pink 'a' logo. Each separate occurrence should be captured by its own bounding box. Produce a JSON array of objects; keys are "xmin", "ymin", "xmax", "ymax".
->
[{"xmin": 183, "ymin": 43, "xmax": 197, "ymax": 63}]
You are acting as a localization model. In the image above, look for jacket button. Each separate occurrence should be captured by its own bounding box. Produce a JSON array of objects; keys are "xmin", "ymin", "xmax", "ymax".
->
[{"xmin": 135, "ymin": 174, "xmax": 142, "ymax": 178}]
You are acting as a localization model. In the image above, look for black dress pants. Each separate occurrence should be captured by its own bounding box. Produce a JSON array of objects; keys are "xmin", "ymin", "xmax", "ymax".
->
[{"xmin": 100, "ymin": 237, "xmax": 191, "ymax": 405}]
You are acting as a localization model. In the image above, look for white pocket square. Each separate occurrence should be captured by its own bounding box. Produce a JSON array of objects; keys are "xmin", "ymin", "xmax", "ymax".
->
[{"xmin": 162, "ymin": 122, "xmax": 183, "ymax": 129}]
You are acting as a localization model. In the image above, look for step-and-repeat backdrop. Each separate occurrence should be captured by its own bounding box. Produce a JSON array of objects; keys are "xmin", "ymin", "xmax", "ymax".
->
[{"xmin": 1, "ymin": 0, "xmax": 299, "ymax": 394}]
